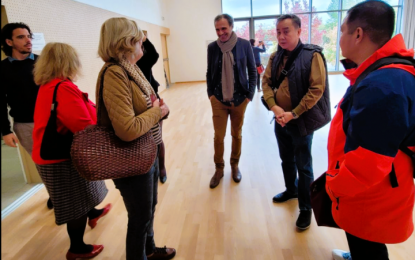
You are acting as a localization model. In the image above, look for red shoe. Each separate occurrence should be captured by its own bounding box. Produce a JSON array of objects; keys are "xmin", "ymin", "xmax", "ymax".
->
[
  {"xmin": 66, "ymin": 245, "xmax": 104, "ymax": 260},
  {"xmin": 88, "ymin": 204, "xmax": 112, "ymax": 229}
]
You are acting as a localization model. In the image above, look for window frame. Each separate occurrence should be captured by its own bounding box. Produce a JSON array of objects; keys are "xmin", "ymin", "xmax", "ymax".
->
[{"xmin": 222, "ymin": 0, "xmax": 404, "ymax": 71}]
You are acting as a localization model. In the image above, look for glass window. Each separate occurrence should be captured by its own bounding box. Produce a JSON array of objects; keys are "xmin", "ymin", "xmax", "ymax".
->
[
  {"xmin": 382, "ymin": 0, "xmax": 400, "ymax": 6},
  {"xmin": 342, "ymin": 0, "xmax": 365, "ymax": 10},
  {"xmin": 234, "ymin": 20, "xmax": 250, "ymax": 40},
  {"xmin": 254, "ymin": 19, "xmax": 278, "ymax": 66},
  {"xmin": 311, "ymin": 12, "xmax": 339, "ymax": 71},
  {"xmin": 283, "ymin": 0, "xmax": 311, "ymax": 13},
  {"xmin": 253, "ymin": 0, "xmax": 280, "ymax": 17},
  {"xmin": 222, "ymin": 0, "xmax": 251, "ymax": 18},
  {"xmin": 222, "ymin": 0, "xmax": 404, "ymax": 72},
  {"xmin": 343, "ymin": 0, "xmax": 399, "ymax": 9},
  {"xmin": 312, "ymin": 0, "xmax": 340, "ymax": 12},
  {"xmin": 297, "ymin": 14, "xmax": 310, "ymax": 44},
  {"xmin": 337, "ymin": 11, "xmax": 347, "ymax": 70},
  {"xmin": 393, "ymin": 7, "xmax": 399, "ymax": 36}
]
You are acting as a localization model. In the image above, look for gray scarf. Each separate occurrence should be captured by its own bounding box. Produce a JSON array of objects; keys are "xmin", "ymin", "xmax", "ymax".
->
[{"xmin": 216, "ymin": 32, "xmax": 238, "ymax": 102}]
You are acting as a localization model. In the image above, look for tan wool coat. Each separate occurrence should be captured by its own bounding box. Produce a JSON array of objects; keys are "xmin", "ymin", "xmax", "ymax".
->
[{"xmin": 95, "ymin": 62, "xmax": 162, "ymax": 142}]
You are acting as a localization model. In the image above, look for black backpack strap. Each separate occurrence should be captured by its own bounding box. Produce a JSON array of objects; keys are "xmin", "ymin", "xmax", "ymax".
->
[
  {"xmin": 271, "ymin": 43, "xmax": 304, "ymax": 91},
  {"xmin": 399, "ymin": 127, "xmax": 415, "ymax": 178},
  {"xmin": 344, "ymin": 56, "xmax": 415, "ymax": 187},
  {"xmin": 344, "ymin": 56, "xmax": 415, "ymax": 132}
]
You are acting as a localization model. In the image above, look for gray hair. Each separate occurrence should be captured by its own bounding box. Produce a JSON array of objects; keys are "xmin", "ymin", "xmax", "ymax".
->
[
  {"xmin": 214, "ymin": 13, "xmax": 234, "ymax": 27},
  {"xmin": 277, "ymin": 14, "xmax": 301, "ymax": 28}
]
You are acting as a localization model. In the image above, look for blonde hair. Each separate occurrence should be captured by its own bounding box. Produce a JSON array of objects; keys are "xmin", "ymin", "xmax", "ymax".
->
[
  {"xmin": 98, "ymin": 17, "xmax": 144, "ymax": 62},
  {"xmin": 34, "ymin": 42, "xmax": 81, "ymax": 85}
]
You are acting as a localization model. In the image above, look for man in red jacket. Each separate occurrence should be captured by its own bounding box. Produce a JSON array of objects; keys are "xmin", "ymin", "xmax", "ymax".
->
[{"xmin": 327, "ymin": 2, "xmax": 415, "ymax": 260}]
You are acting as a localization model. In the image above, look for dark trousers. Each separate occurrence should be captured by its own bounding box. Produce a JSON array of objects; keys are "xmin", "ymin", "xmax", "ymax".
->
[
  {"xmin": 346, "ymin": 232, "xmax": 389, "ymax": 260},
  {"xmin": 275, "ymin": 123, "xmax": 314, "ymax": 210},
  {"xmin": 256, "ymin": 71, "xmax": 261, "ymax": 90},
  {"xmin": 113, "ymin": 157, "xmax": 159, "ymax": 260}
]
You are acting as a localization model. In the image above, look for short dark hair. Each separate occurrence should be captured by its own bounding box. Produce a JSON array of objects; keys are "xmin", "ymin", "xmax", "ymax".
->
[
  {"xmin": 249, "ymin": 39, "xmax": 255, "ymax": 46},
  {"xmin": 214, "ymin": 13, "xmax": 234, "ymax": 27},
  {"xmin": 346, "ymin": 0, "xmax": 395, "ymax": 47},
  {"xmin": 277, "ymin": 14, "xmax": 301, "ymax": 29},
  {"xmin": 1, "ymin": 22, "xmax": 33, "ymax": 57}
]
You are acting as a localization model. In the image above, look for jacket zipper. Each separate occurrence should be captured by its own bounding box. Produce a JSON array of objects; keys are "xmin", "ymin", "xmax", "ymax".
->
[{"xmin": 335, "ymin": 161, "xmax": 340, "ymax": 210}]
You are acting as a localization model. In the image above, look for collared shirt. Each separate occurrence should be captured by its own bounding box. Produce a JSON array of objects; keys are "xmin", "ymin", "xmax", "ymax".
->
[{"xmin": 8, "ymin": 53, "xmax": 35, "ymax": 62}]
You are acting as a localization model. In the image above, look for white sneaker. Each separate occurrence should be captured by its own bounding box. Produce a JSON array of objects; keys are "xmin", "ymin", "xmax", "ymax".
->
[{"xmin": 332, "ymin": 249, "xmax": 352, "ymax": 260}]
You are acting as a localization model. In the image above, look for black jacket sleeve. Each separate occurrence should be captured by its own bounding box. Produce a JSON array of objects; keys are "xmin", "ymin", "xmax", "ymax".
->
[
  {"xmin": 206, "ymin": 43, "xmax": 214, "ymax": 98},
  {"xmin": 142, "ymin": 39, "xmax": 159, "ymax": 67},
  {"xmin": 246, "ymin": 43, "xmax": 257, "ymax": 100},
  {"xmin": 1, "ymin": 68, "xmax": 12, "ymax": 136}
]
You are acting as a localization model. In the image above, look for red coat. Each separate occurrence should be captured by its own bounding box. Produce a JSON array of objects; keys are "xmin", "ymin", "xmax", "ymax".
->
[
  {"xmin": 32, "ymin": 78, "xmax": 96, "ymax": 165},
  {"xmin": 326, "ymin": 34, "xmax": 415, "ymax": 243}
]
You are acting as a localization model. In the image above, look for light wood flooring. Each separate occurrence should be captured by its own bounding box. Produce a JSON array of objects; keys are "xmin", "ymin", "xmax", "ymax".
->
[{"xmin": 2, "ymin": 76, "xmax": 414, "ymax": 260}]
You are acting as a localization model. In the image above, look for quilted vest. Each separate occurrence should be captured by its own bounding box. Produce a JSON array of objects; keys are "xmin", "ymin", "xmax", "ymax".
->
[{"xmin": 271, "ymin": 43, "xmax": 331, "ymax": 136}]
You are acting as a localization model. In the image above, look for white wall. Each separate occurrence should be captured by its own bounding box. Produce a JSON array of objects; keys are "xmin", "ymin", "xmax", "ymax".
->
[
  {"xmin": 3, "ymin": 0, "xmax": 169, "ymax": 99},
  {"xmin": 163, "ymin": 0, "xmax": 222, "ymax": 83},
  {"xmin": 73, "ymin": 0, "xmax": 166, "ymax": 27}
]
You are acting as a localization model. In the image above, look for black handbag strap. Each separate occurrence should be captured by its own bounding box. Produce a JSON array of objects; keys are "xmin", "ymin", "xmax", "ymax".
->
[
  {"xmin": 97, "ymin": 64, "xmax": 116, "ymax": 126},
  {"xmin": 344, "ymin": 56, "xmax": 415, "ymax": 187},
  {"xmin": 272, "ymin": 43, "xmax": 304, "ymax": 91},
  {"xmin": 50, "ymin": 80, "xmax": 66, "ymax": 113}
]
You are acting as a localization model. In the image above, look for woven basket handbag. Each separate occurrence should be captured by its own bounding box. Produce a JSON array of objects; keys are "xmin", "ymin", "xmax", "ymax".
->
[{"xmin": 71, "ymin": 64, "xmax": 157, "ymax": 181}]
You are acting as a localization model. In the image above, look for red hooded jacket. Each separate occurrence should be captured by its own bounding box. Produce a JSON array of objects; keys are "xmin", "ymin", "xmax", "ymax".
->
[{"xmin": 326, "ymin": 34, "xmax": 415, "ymax": 243}]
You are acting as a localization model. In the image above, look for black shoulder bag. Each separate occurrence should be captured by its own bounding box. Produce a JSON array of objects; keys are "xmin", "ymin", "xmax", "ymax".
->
[
  {"xmin": 261, "ymin": 44, "xmax": 304, "ymax": 110},
  {"xmin": 40, "ymin": 80, "xmax": 74, "ymax": 160}
]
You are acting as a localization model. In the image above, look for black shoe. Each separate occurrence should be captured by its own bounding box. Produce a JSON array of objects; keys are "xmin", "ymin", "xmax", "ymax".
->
[
  {"xmin": 160, "ymin": 174, "xmax": 167, "ymax": 184},
  {"xmin": 296, "ymin": 210, "xmax": 312, "ymax": 230},
  {"xmin": 147, "ymin": 246, "xmax": 176, "ymax": 260},
  {"xmin": 159, "ymin": 168, "xmax": 167, "ymax": 184},
  {"xmin": 47, "ymin": 198, "xmax": 53, "ymax": 209},
  {"xmin": 272, "ymin": 191, "xmax": 298, "ymax": 203}
]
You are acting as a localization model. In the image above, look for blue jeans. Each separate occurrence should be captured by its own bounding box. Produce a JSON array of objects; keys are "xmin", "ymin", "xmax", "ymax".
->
[
  {"xmin": 113, "ymin": 157, "xmax": 159, "ymax": 260},
  {"xmin": 275, "ymin": 123, "xmax": 314, "ymax": 211}
]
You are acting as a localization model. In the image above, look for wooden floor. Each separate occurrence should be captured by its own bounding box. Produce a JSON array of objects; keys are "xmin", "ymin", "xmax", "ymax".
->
[{"xmin": 2, "ymin": 76, "xmax": 414, "ymax": 260}]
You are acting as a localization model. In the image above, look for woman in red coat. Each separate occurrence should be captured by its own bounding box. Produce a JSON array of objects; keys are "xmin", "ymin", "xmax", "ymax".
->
[{"xmin": 32, "ymin": 42, "xmax": 110, "ymax": 260}]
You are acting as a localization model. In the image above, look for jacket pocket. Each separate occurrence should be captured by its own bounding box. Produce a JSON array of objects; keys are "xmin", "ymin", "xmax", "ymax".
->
[{"xmin": 326, "ymin": 161, "xmax": 340, "ymax": 209}]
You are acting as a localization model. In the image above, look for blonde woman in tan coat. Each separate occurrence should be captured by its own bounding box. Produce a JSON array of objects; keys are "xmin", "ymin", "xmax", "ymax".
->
[{"xmin": 96, "ymin": 17, "xmax": 175, "ymax": 260}]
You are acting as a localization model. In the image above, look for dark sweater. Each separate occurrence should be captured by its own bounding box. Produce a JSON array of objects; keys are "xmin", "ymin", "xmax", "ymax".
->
[
  {"xmin": 1, "ymin": 55, "xmax": 39, "ymax": 135},
  {"xmin": 206, "ymin": 38, "xmax": 257, "ymax": 106},
  {"xmin": 136, "ymin": 39, "xmax": 160, "ymax": 94}
]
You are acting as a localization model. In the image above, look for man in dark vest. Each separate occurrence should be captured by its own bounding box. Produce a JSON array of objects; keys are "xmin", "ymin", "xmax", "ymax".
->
[
  {"xmin": 262, "ymin": 14, "xmax": 331, "ymax": 230},
  {"xmin": 206, "ymin": 14, "xmax": 256, "ymax": 189},
  {"xmin": 1, "ymin": 22, "xmax": 52, "ymax": 209}
]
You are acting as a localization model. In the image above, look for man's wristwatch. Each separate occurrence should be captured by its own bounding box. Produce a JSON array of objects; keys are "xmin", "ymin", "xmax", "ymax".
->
[{"xmin": 291, "ymin": 111, "xmax": 299, "ymax": 119}]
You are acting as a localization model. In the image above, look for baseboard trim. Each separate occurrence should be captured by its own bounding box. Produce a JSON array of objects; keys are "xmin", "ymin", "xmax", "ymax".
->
[
  {"xmin": 1, "ymin": 184, "xmax": 44, "ymax": 220},
  {"xmin": 174, "ymin": 80, "xmax": 206, "ymax": 84}
]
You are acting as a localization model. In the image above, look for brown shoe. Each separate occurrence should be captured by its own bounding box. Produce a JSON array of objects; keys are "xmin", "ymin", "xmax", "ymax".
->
[
  {"xmin": 210, "ymin": 168, "xmax": 224, "ymax": 189},
  {"xmin": 147, "ymin": 246, "xmax": 176, "ymax": 260},
  {"xmin": 231, "ymin": 166, "xmax": 242, "ymax": 183}
]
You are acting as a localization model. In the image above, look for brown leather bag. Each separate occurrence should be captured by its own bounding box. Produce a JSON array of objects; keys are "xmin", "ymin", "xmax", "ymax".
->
[{"xmin": 70, "ymin": 65, "xmax": 157, "ymax": 181}]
